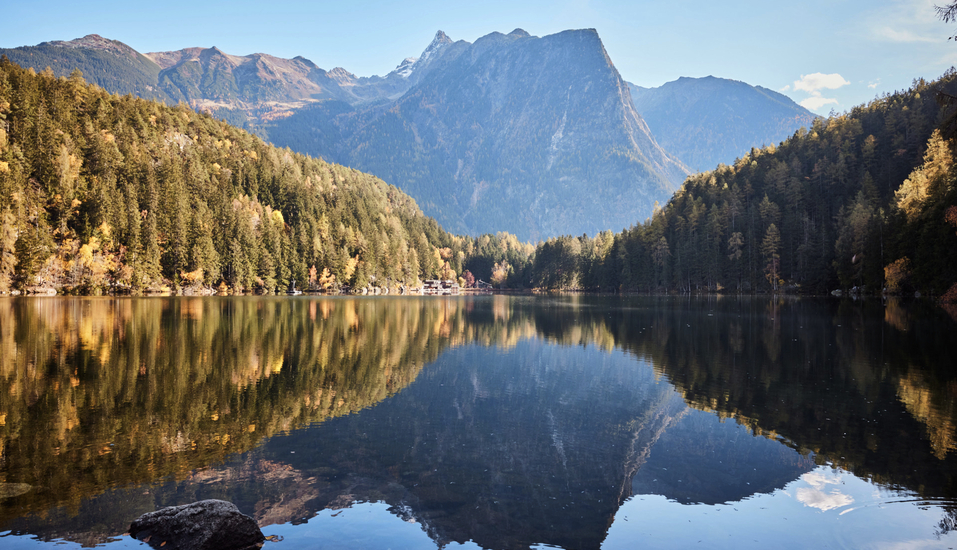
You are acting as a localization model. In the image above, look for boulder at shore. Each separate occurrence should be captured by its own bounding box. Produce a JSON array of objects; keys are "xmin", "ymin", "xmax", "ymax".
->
[{"xmin": 129, "ymin": 499, "xmax": 265, "ymax": 550}]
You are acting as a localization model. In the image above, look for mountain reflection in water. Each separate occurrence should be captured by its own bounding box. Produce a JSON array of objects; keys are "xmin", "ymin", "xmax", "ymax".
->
[{"xmin": 0, "ymin": 295, "xmax": 956, "ymax": 549}]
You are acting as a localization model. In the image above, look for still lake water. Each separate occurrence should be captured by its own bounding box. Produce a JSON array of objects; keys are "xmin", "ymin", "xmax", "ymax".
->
[{"xmin": 1, "ymin": 295, "xmax": 956, "ymax": 549}]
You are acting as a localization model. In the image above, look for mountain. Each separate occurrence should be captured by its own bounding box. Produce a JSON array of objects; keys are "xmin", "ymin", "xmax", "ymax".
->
[
  {"xmin": 14, "ymin": 32, "xmax": 843, "ymax": 241},
  {"xmin": 0, "ymin": 57, "xmax": 463, "ymax": 294},
  {"xmin": 268, "ymin": 29, "xmax": 689, "ymax": 240},
  {"xmin": 518, "ymin": 73, "xmax": 957, "ymax": 296},
  {"xmin": 0, "ymin": 34, "xmax": 173, "ymax": 104},
  {"xmin": 0, "ymin": 34, "xmax": 417, "ymax": 131},
  {"xmin": 143, "ymin": 46, "xmax": 419, "ymax": 122},
  {"xmin": 628, "ymin": 76, "xmax": 818, "ymax": 172}
]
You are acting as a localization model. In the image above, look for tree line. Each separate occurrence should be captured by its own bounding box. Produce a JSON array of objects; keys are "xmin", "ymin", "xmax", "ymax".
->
[
  {"xmin": 497, "ymin": 71, "xmax": 957, "ymax": 296},
  {"xmin": 0, "ymin": 57, "xmax": 519, "ymax": 294},
  {"xmin": 2, "ymin": 55, "xmax": 955, "ymax": 296}
]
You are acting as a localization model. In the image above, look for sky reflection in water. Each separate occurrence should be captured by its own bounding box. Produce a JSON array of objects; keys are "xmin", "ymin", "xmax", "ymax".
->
[{"xmin": 0, "ymin": 295, "xmax": 956, "ymax": 549}]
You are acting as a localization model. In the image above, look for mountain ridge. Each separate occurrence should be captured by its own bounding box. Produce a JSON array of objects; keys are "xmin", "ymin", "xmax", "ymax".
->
[
  {"xmin": 2, "ymin": 31, "xmax": 816, "ymax": 240},
  {"xmin": 266, "ymin": 28, "xmax": 688, "ymax": 240},
  {"xmin": 628, "ymin": 75, "xmax": 817, "ymax": 172}
]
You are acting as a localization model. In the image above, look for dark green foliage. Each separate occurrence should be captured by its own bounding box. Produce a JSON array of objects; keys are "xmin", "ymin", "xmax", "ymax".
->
[
  {"xmin": 0, "ymin": 57, "xmax": 457, "ymax": 293},
  {"xmin": 0, "ymin": 42, "xmax": 172, "ymax": 104},
  {"xmin": 523, "ymin": 72, "xmax": 957, "ymax": 295}
]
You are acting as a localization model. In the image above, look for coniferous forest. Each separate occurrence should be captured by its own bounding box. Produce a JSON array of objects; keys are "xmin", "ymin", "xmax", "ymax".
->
[
  {"xmin": 0, "ymin": 57, "xmax": 506, "ymax": 294},
  {"xmin": 1, "ymin": 55, "xmax": 955, "ymax": 297},
  {"xmin": 517, "ymin": 71, "xmax": 957, "ymax": 297}
]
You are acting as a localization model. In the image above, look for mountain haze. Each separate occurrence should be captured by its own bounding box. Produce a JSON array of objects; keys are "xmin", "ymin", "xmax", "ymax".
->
[
  {"xmin": 269, "ymin": 29, "xmax": 688, "ymax": 240},
  {"xmin": 1, "ymin": 31, "xmax": 823, "ymax": 241},
  {"xmin": 629, "ymin": 76, "xmax": 817, "ymax": 172}
]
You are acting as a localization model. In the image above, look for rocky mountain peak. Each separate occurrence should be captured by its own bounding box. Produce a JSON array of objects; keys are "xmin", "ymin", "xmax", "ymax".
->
[
  {"xmin": 432, "ymin": 30, "xmax": 452, "ymax": 46},
  {"xmin": 40, "ymin": 34, "xmax": 140, "ymax": 58},
  {"xmin": 287, "ymin": 27, "xmax": 687, "ymax": 240},
  {"xmin": 421, "ymin": 30, "xmax": 452, "ymax": 63},
  {"xmin": 388, "ymin": 30, "xmax": 455, "ymax": 82},
  {"xmin": 326, "ymin": 67, "xmax": 358, "ymax": 85},
  {"xmin": 292, "ymin": 56, "xmax": 319, "ymax": 70}
]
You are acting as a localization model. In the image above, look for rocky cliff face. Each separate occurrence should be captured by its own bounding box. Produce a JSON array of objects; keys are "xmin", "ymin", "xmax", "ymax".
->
[
  {"xmin": 270, "ymin": 29, "xmax": 688, "ymax": 240},
  {"xmin": 629, "ymin": 76, "xmax": 818, "ymax": 172}
]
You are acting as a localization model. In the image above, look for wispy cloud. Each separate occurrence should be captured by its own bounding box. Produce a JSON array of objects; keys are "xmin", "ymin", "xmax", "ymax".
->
[
  {"xmin": 868, "ymin": 0, "xmax": 946, "ymax": 43},
  {"xmin": 874, "ymin": 26, "xmax": 937, "ymax": 43},
  {"xmin": 793, "ymin": 73, "xmax": 850, "ymax": 94},
  {"xmin": 868, "ymin": 78, "xmax": 881, "ymax": 89}
]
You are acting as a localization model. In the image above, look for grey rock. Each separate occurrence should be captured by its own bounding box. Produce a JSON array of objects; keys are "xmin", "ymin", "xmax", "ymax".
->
[
  {"xmin": 273, "ymin": 28, "xmax": 688, "ymax": 241},
  {"xmin": 129, "ymin": 499, "xmax": 264, "ymax": 550}
]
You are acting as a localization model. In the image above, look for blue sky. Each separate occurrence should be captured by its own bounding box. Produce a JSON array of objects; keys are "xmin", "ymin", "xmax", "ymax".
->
[{"xmin": 5, "ymin": 0, "xmax": 957, "ymax": 114}]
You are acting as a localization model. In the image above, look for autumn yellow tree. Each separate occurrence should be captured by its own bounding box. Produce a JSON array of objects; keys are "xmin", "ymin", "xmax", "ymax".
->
[
  {"xmin": 884, "ymin": 257, "xmax": 911, "ymax": 295},
  {"xmin": 896, "ymin": 130, "xmax": 952, "ymax": 222}
]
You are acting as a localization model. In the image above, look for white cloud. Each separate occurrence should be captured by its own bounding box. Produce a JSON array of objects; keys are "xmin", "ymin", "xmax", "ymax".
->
[
  {"xmin": 793, "ymin": 73, "xmax": 851, "ymax": 94},
  {"xmin": 868, "ymin": 79, "xmax": 881, "ymax": 89},
  {"xmin": 794, "ymin": 470, "xmax": 854, "ymax": 511},
  {"xmin": 795, "ymin": 486, "xmax": 854, "ymax": 511},
  {"xmin": 779, "ymin": 84, "xmax": 791, "ymax": 92},
  {"xmin": 800, "ymin": 96, "xmax": 839, "ymax": 111}
]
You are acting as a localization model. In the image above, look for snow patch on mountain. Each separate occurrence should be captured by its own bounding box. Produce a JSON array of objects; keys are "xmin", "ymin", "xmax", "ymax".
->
[
  {"xmin": 386, "ymin": 30, "xmax": 453, "ymax": 81},
  {"xmin": 393, "ymin": 57, "xmax": 417, "ymax": 78}
]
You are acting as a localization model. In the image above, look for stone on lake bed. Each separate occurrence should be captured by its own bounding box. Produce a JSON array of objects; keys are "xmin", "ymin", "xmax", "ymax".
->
[
  {"xmin": 0, "ymin": 482, "xmax": 32, "ymax": 499},
  {"xmin": 129, "ymin": 499, "xmax": 265, "ymax": 550}
]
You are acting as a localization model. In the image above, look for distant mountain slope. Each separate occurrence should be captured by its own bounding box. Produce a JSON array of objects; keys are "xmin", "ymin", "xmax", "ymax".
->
[
  {"xmin": 0, "ymin": 34, "xmax": 172, "ymax": 104},
  {"xmin": 628, "ymin": 76, "xmax": 817, "ymax": 172},
  {"xmin": 144, "ymin": 46, "xmax": 415, "ymax": 112},
  {"xmin": 269, "ymin": 29, "xmax": 688, "ymax": 240},
  {"xmin": 0, "ymin": 34, "xmax": 418, "ymax": 130}
]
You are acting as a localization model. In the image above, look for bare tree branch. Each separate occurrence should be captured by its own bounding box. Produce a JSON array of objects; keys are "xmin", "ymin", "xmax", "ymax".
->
[{"xmin": 937, "ymin": 2, "xmax": 957, "ymax": 23}]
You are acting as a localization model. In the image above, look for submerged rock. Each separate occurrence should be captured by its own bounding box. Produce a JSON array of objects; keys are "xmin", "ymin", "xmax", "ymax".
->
[
  {"xmin": 0, "ymin": 482, "xmax": 32, "ymax": 499},
  {"xmin": 129, "ymin": 499, "xmax": 264, "ymax": 550}
]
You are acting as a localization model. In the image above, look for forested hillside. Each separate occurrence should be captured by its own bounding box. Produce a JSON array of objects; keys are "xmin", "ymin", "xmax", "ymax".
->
[
  {"xmin": 0, "ymin": 58, "xmax": 475, "ymax": 294},
  {"xmin": 519, "ymin": 72, "xmax": 957, "ymax": 296}
]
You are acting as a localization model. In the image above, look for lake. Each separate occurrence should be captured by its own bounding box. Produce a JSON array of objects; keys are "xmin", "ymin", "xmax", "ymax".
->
[{"xmin": 1, "ymin": 295, "xmax": 956, "ymax": 549}]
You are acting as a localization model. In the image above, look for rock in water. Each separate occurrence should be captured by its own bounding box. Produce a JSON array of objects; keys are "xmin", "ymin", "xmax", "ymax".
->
[
  {"xmin": 129, "ymin": 499, "xmax": 264, "ymax": 550},
  {"xmin": 0, "ymin": 482, "xmax": 33, "ymax": 499}
]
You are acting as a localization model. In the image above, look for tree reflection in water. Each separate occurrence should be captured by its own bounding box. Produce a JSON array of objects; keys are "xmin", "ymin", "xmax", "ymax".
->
[{"xmin": 0, "ymin": 295, "xmax": 955, "ymax": 548}]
